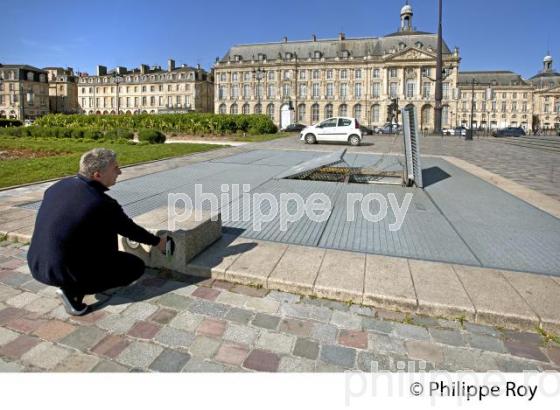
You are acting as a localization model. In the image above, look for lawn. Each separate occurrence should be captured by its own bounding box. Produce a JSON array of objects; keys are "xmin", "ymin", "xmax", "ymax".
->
[{"xmin": 0, "ymin": 137, "xmax": 223, "ymax": 189}]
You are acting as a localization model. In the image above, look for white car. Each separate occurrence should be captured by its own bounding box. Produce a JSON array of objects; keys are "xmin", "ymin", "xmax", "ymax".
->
[{"xmin": 300, "ymin": 117, "xmax": 363, "ymax": 146}]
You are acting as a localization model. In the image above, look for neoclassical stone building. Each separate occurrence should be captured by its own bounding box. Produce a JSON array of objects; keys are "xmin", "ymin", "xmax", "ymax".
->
[
  {"xmin": 77, "ymin": 59, "xmax": 213, "ymax": 115},
  {"xmin": 529, "ymin": 55, "xmax": 560, "ymax": 131},
  {"xmin": 214, "ymin": 3, "xmax": 461, "ymax": 130},
  {"xmin": 0, "ymin": 64, "xmax": 50, "ymax": 120},
  {"xmin": 455, "ymin": 71, "xmax": 534, "ymax": 130},
  {"xmin": 44, "ymin": 67, "xmax": 80, "ymax": 114}
]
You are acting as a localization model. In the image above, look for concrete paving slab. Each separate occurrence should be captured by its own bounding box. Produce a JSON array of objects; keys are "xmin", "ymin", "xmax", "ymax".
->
[
  {"xmin": 267, "ymin": 245, "xmax": 325, "ymax": 296},
  {"xmin": 186, "ymin": 234, "xmax": 249, "ymax": 279},
  {"xmin": 501, "ymin": 271, "xmax": 560, "ymax": 334},
  {"xmin": 314, "ymin": 249, "xmax": 365, "ymax": 303},
  {"xmin": 454, "ymin": 265, "xmax": 539, "ymax": 331},
  {"xmin": 363, "ymin": 254, "xmax": 417, "ymax": 312},
  {"xmin": 409, "ymin": 259, "xmax": 475, "ymax": 320},
  {"xmin": 225, "ymin": 240, "xmax": 288, "ymax": 286}
]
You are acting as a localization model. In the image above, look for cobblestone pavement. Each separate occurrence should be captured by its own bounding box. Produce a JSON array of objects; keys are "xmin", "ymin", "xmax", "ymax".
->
[
  {"xmin": 262, "ymin": 135, "xmax": 560, "ymax": 202},
  {"xmin": 1, "ymin": 242, "xmax": 559, "ymax": 373}
]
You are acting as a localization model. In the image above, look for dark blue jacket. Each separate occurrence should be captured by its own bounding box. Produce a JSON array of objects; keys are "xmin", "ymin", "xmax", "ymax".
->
[{"xmin": 27, "ymin": 174, "xmax": 160, "ymax": 287}]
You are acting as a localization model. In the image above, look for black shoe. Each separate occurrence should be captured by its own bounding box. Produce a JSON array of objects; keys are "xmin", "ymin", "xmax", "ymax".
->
[{"xmin": 56, "ymin": 288, "xmax": 88, "ymax": 316}]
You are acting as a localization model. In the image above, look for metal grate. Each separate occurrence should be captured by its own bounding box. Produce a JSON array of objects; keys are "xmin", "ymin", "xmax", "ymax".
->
[{"xmin": 402, "ymin": 105, "xmax": 423, "ymax": 188}]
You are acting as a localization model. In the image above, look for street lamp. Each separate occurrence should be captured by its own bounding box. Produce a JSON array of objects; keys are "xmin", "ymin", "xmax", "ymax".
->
[
  {"xmin": 112, "ymin": 72, "xmax": 123, "ymax": 114},
  {"xmin": 466, "ymin": 79, "xmax": 492, "ymax": 140},
  {"xmin": 252, "ymin": 67, "xmax": 264, "ymax": 113}
]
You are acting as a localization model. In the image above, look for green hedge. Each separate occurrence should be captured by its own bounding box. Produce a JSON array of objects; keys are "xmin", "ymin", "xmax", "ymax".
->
[
  {"xmin": 0, "ymin": 119, "xmax": 23, "ymax": 128},
  {"xmin": 138, "ymin": 129, "xmax": 166, "ymax": 144},
  {"xmin": 0, "ymin": 126, "xmax": 132, "ymax": 141},
  {"xmin": 33, "ymin": 113, "xmax": 278, "ymax": 135}
]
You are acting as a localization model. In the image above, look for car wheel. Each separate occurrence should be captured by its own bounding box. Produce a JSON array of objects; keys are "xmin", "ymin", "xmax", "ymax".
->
[
  {"xmin": 349, "ymin": 135, "xmax": 360, "ymax": 146},
  {"xmin": 304, "ymin": 133, "xmax": 317, "ymax": 144}
]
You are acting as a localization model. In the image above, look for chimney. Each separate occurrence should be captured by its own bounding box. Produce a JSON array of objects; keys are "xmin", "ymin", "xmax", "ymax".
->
[
  {"xmin": 167, "ymin": 59, "xmax": 175, "ymax": 72},
  {"xmin": 312, "ymin": 34, "xmax": 317, "ymax": 42},
  {"xmin": 283, "ymin": 36, "xmax": 288, "ymax": 43},
  {"xmin": 339, "ymin": 32, "xmax": 345, "ymax": 41},
  {"xmin": 140, "ymin": 64, "xmax": 149, "ymax": 74},
  {"xmin": 96, "ymin": 65, "xmax": 107, "ymax": 76}
]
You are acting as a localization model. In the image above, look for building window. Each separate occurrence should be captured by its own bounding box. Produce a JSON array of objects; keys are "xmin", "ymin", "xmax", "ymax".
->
[
  {"xmin": 389, "ymin": 82, "xmax": 398, "ymax": 98},
  {"xmin": 283, "ymin": 70, "xmax": 291, "ymax": 80},
  {"xmin": 522, "ymin": 102, "xmax": 527, "ymax": 112},
  {"xmin": 502, "ymin": 92, "xmax": 506, "ymax": 99},
  {"xmin": 340, "ymin": 83, "xmax": 348, "ymax": 98},
  {"xmin": 422, "ymin": 83, "xmax": 431, "ymax": 98},
  {"xmin": 326, "ymin": 83, "xmax": 334, "ymax": 98},
  {"xmin": 312, "ymin": 83, "xmax": 320, "ymax": 98},
  {"xmin": 492, "ymin": 100, "xmax": 496, "ymax": 111},
  {"xmin": 512, "ymin": 101, "xmax": 517, "ymax": 112},
  {"xmin": 354, "ymin": 69, "xmax": 362, "ymax": 80},
  {"xmin": 312, "ymin": 70, "xmax": 320, "ymax": 80},
  {"xmin": 442, "ymin": 83, "xmax": 449, "ymax": 99},
  {"xmin": 297, "ymin": 104, "xmax": 305, "ymax": 121},
  {"xmin": 353, "ymin": 104, "xmax": 362, "ymax": 120},
  {"xmin": 255, "ymin": 103, "xmax": 262, "ymax": 114},
  {"xmin": 354, "ymin": 83, "xmax": 362, "ymax": 98},
  {"xmin": 442, "ymin": 105, "xmax": 449, "ymax": 126},
  {"xmin": 243, "ymin": 84, "xmax": 250, "ymax": 99},
  {"xmin": 267, "ymin": 103, "xmax": 275, "ymax": 119},
  {"xmin": 230, "ymin": 103, "xmax": 238, "ymax": 114},
  {"xmin": 267, "ymin": 71, "xmax": 275, "ymax": 81},
  {"xmin": 544, "ymin": 104, "xmax": 549, "ymax": 113},
  {"xmin": 389, "ymin": 68, "xmax": 397, "ymax": 78},
  {"xmin": 311, "ymin": 103, "xmax": 319, "ymax": 122},
  {"xmin": 501, "ymin": 101, "xmax": 507, "ymax": 112},
  {"xmin": 282, "ymin": 84, "xmax": 291, "ymax": 97},
  {"xmin": 242, "ymin": 103, "xmax": 250, "ymax": 114},
  {"xmin": 256, "ymin": 84, "xmax": 263, "ymax": 99},
  {"xmin": 232, "ymin": 85, "xmax": 239, "ymax": 98},
  {"xmin": 372, "ymin": 68, "xmax": 380, "ymax": 78},
  {"xmin": 523, "ymin": 92, "xmax": 528, "ymax": 99},
  {"xmin": 150, "ymin": 96, "xmax": 155, "ymax": 106},
  {"xmin": 232, "ymin": 72, "xmax": 238, "ymax": 82},
  {"xmin": 371, "ymin": 104, "xmax": 380, "ymax": 123},
  {"xmin": 481, "ymin": 101, "xmax": 486, "ymax": 111},
  {"xmin": 339, "ymin": 104, "xmax": 347, "ymax": 117},
  {"xmin": 421, "ymin": 67, "xmax": 431, "ymax": 78},
  {"xmin": 299, "ymin": 70, "xmax": 306, "ymax": 80},
  {"xmin": 405, "ymin": 80, "xmax": 415, "ymax": 98},
  {"xmin": 340, "ymin": 69, "xmax": 347, "ymax": 80},
  {"xmin": 326, "ymin": 69, "xmax": 333, "ymax": 80},
  {"xmin": 219, "ymin": 103, "xmax": 226, "ymax": 114},
  {"xmin": 267, "ymin": 84, "xmax": 275, "ymax": 98},
  {"xmin": 244, "ymin": 72, "xmax": 251, "ymax": 81},
  {"xmin": 325, "ymin": 104, "xmax": 333, "ymax": 119},
  {"xmin": 372, "ymin": 83, "xmax": 380, "ymax": 98},
  {"xmin": 299, "ymin": 84, "xmax": 307, "ymax": 98},
  {"xmin": 218, "ymin": 85, "xmax": 225, "ymax": 100}
]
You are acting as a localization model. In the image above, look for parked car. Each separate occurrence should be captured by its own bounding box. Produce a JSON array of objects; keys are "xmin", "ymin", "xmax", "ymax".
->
[
  {"xmin": 282, "ymin": 123, "xmax": 307, "ymax": 133},
  {"xmin": 453, "ymin": 126, "xmax": 468, "ymax": 136},
  {"xmin": 492, "ymin": 127, "xmax": 526, "ymax": 137},
  {"xmin": 360, "ymin": 125, "xmax": 374, "ymax": 135},
  {"xmin": 442, "ymin": 128, "xmax": 454, "ymax": 136},
  {"xmin": 300, "ymin": 117, "xmax": 362, "ymax": 146},
  {"xmin": 376, "ymin": 123, "xmax": 401, "ymax": 134}
]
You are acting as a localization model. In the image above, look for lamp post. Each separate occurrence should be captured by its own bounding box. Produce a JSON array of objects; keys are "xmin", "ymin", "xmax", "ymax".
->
[
  {"xmin": 252, "ymin": 67, "xmax": 264, "ymax": 114},
  {"xmin": 434, "ymin": 0, "xmax": 444, "ymax": 134},
  {"xmin": 423, "ymin": 64, "xmax": 452, "ymax": 135},
  {"xmin": 112, "ymin": 72, "xmax": 123, "ymax": 114}
]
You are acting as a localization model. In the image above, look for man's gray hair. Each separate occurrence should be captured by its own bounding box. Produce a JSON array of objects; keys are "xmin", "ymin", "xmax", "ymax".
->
[{"xmin": 79, "ymin": 148, "xmax": 117, "ymax": 177}]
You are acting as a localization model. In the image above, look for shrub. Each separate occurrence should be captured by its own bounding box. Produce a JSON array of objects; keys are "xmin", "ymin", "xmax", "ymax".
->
[
  {"xmin": 83, "ymin": 130, "xmax": 103, "ymax": 140},
  {"xmin": 71, "ymin": 128, "xmax": 85, "ymax": 139},
  {"xmin": 138, "ymin": 128, "xmax": 166, "ymax": 144},
  {"xmin": 0, "ymin": 119, "xmax": 23, "ymax": 128},
  {"xmin": 105, "ymin": 128, "xmax": 134, "ymax": 140}
]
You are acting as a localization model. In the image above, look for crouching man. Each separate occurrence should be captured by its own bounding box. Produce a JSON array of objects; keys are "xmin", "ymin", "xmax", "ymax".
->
[{"xmin": 27, "ymin": 148, "xmax": 165, "ymax": 316}]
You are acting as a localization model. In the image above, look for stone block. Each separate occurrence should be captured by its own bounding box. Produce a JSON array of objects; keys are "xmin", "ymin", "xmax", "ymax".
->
[
  {"xmin": 314, "ymin": 250, "xmax": 365, "ymax": 304},
  {"xmin": 120, "ymin": 207, "xmax": 222, "ymax": 276},
  {"xmin": 409, "ymin": 260, "xmax": 475, "ymax": 320},
  {"xmin": 454, "ymin": 265, "xmax": 539, "ymax": 330},
  {"xmin": 363, "ymin": 254, "xmax": 417, "ymax": 312}
]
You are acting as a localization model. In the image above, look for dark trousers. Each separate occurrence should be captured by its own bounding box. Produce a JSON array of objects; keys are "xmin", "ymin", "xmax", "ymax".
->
[{"xmin": 64, "ymin": 252, "xmax": 145, "ymax": 295}]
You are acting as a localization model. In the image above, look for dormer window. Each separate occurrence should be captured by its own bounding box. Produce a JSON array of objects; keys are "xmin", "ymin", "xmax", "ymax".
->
[
  {"xmin": 234, "ymin": 55, "xmax": 242, "ymax": 62},
  {"xmin": 399, "ymin": 42, "xmax": 406, "ymax": 50},
  {"xmin": 415, "ymin": 41, "xmax": 423, "ymax": 49},
  {"xmin": 314, "ymin": 51, "xmax": 322, "ymax": 59},
  {"xmin": 342, "ymin": 50, "xmax": 350, "ymax": 58},
  {"xmin": 258, "ymin": 53, "xmax": 266, "ymax": 61},
  {"xmin": 27, "ymin": 72, "xmax": 34, "ymax": 81},
  {"xmin": 285, "ymin": 52, "xmax": 292, "ymax": 60}
]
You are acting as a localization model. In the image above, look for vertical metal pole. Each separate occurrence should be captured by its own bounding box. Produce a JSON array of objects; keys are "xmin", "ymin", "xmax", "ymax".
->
[
  {"xmin": 467, "ymin": 78, "xmax": 475, "ymax": 140},
  {"xmin": 434, "ymin": 0, "xmax": 443, "ymax": 135}
]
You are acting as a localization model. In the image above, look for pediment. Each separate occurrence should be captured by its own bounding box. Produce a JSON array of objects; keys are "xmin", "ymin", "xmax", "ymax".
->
[{"xmin": 383, "ymin": 47, "xmax": 436, "ymax": 62}]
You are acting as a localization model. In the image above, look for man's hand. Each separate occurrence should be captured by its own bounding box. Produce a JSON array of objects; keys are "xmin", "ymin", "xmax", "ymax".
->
[{"xmin": 156, "ymin": 236, "xmax": 166, "ymax": 253}]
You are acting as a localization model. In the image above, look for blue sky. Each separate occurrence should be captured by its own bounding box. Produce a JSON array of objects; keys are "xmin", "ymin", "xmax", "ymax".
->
[{"xmin": 0, "ymin": 0, "xmax": 558, "ymax": 79}]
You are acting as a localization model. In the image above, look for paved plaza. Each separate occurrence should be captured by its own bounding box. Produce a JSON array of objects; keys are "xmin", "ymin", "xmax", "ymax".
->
[{"xmin": 0, "ymin": 134, "xmax": 559, "ymax": 372}]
